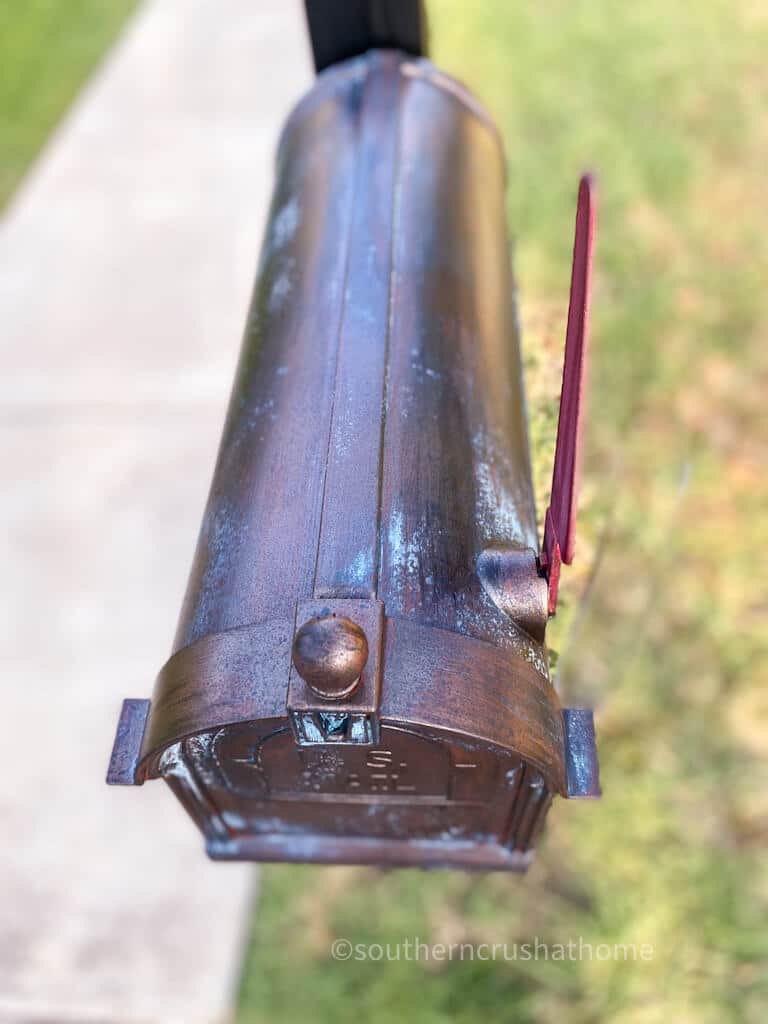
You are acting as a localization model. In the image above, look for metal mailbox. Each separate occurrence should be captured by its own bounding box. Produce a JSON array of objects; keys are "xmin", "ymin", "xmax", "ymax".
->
[{"xmin": 107, "ymin": 49, "xmax": 599, "ymax": 871}]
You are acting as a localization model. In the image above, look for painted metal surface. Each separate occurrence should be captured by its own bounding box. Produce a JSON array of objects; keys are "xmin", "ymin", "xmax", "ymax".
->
[
  {"xmin": 541, "ymin": 174, "xmax": 596, "ymax": 614},
  {"xmin": 107, "ymin": 50, "xmax": 599, "ymax": 870}
]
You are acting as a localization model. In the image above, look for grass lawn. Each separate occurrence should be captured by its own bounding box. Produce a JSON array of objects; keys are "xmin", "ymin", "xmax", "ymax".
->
[
  {"xmin": 0, "ymin": 0, "xmax": 137, "ymax": 207},
  {"xmin": 237, "ymin": 3, "xmax": 768, "ymax": 1022}
]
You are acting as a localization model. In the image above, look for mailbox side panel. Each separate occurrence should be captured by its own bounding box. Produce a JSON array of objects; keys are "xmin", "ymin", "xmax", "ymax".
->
[
  {"xmin": 379, "ymin": 63, "xmax": 542, "ymax": 653},
  {"xmin": 173, "ymin": 62, "xmax": 365, "ymax": 650}
]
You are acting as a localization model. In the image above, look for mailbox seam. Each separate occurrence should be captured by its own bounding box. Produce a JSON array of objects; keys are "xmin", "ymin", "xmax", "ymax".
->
[
  {"xmin": 374, "ymin": 64, "xmax": 404, "ymax": 600},
  {"xmin": 309, "ymin": 64, "xmax": 365, "ymax": 597}
]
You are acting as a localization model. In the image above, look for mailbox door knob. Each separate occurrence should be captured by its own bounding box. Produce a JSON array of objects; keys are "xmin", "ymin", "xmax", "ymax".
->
[{"xmin": 292, "ymin": 614, "xmax": 368, "ymax": 699}]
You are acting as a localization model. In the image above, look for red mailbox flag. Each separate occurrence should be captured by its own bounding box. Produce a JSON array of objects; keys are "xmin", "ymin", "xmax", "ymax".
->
[{"xmin": 541, "ymin": 174, "xmax": 596, "ymax": 615}]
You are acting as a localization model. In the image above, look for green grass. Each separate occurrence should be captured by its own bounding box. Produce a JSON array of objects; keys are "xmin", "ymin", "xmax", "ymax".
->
[
  {"xmin": 238, "ymin": 3, "xmax": 768, "ymax": 1022},
  {"xmin": 0, "ymin": 0, "xmax": 137, "ymax": 207}
]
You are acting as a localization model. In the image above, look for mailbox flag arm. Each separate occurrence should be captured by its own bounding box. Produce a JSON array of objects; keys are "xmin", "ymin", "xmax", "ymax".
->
[{"xmin": 540, "ymin": 174, "xmax": 596, "ymax": 615}]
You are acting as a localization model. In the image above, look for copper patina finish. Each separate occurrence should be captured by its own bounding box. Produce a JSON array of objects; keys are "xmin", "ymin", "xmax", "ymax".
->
[
  {"xmin": 292, "ymin": 615, "xmax": 369, "ymax": 700},
  {"xmin": 107, "ymin": 50, "xmax": 599, "ymax": 871}
]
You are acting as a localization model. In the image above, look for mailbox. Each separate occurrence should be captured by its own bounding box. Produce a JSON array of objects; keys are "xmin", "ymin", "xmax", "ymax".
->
[{"xmin": 107, "ymin": 49, "xmax": 599, "ymax": 871}]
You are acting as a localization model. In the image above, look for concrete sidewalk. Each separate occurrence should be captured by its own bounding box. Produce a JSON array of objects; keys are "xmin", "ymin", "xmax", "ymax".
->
[{"xmin": 0, "ymin": 1, "xmax": 311, "ymax": 1020}]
